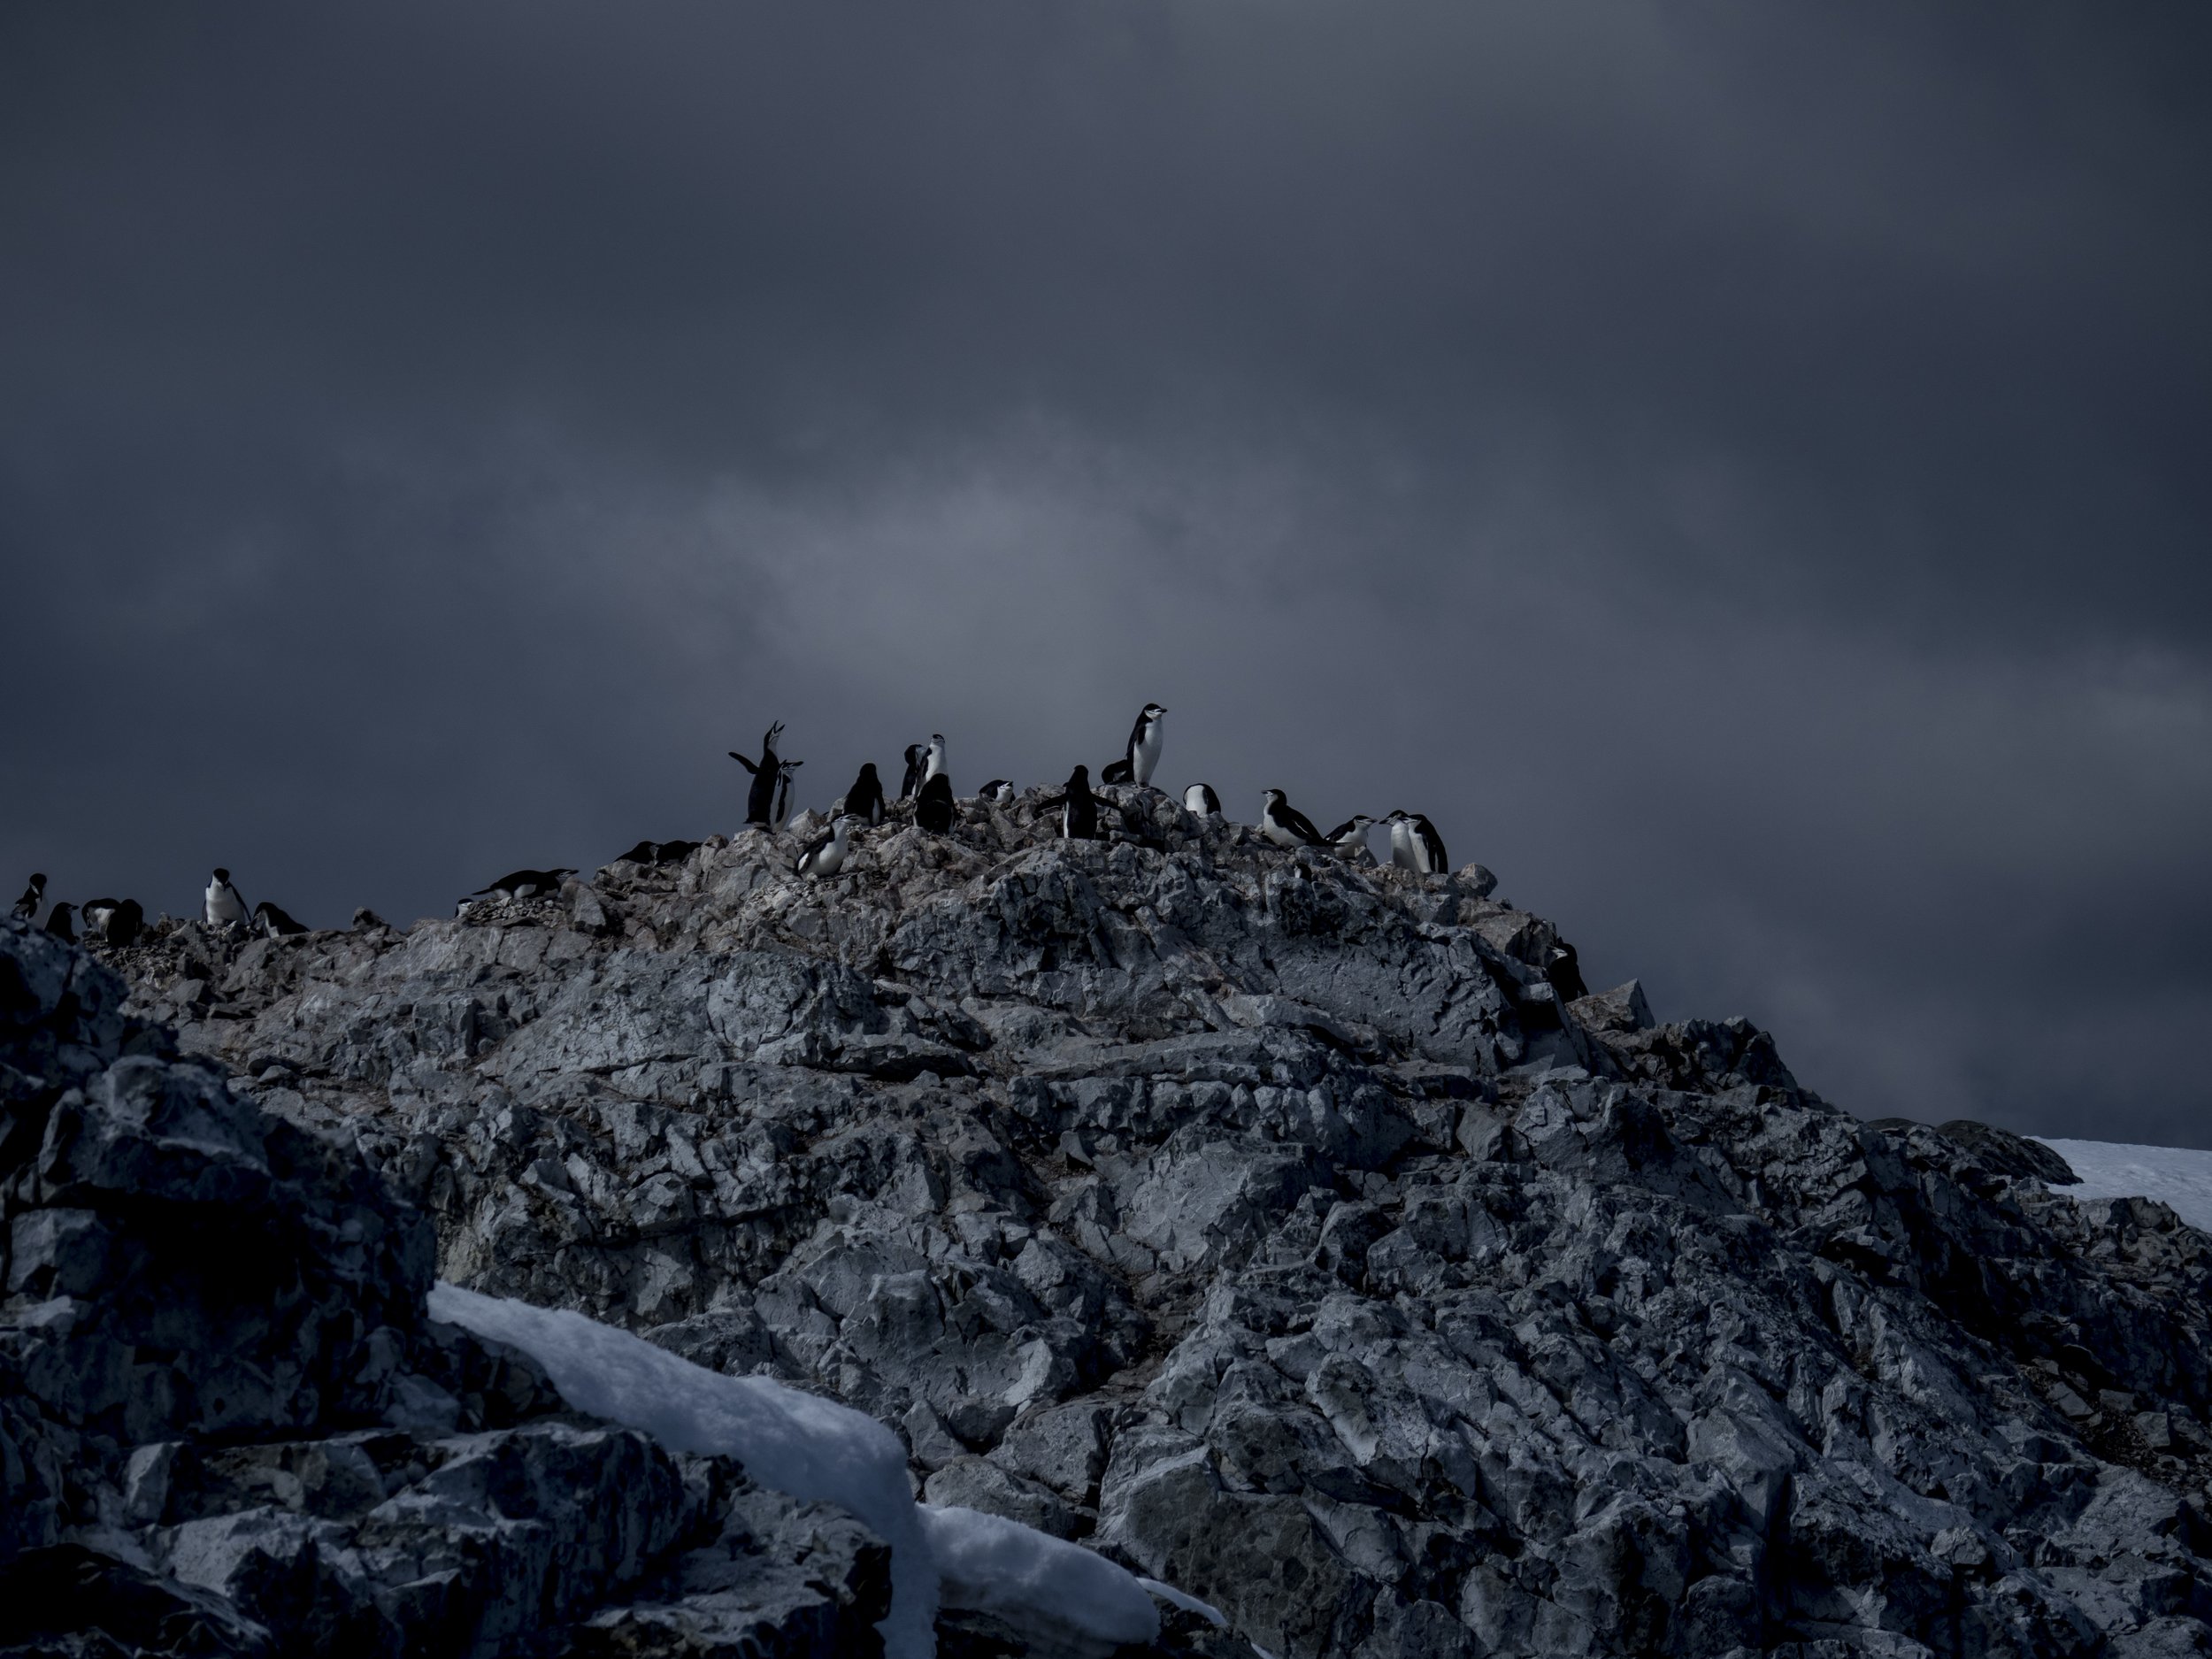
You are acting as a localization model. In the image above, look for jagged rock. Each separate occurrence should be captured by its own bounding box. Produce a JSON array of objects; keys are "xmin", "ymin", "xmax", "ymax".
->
[{"xmin": 33, "ymin": 790, "xmax": 2212, "ymax": 1657}]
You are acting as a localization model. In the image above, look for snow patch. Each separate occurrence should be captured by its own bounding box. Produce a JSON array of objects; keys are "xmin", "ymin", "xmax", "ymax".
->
[
  {"xmin": 427, "ymin": 1283, "xmax": 1162, "ymax": 1657},
  {"xmin": 922, "ymin": 1504, "xmax": 1160, "ymax": 1646},
  {"xmin": 2037, "ymin": 1139, "xmax": 2212, "ymax": 1233}
]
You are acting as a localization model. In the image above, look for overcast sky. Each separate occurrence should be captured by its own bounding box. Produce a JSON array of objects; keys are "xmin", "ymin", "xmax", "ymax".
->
[{"xmin": 4, "ymin": 4, "xmax": 2208, "ymax": 1143}]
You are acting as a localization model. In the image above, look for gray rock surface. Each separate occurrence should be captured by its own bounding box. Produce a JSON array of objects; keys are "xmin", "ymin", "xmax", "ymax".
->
[
  {"xmin": 42, "ymin": 784, "xmax": 2212, "ymax": 1656},
  {"xmin": 0, "ymin": 918, "xmax": 900, "ymax": 1657}
]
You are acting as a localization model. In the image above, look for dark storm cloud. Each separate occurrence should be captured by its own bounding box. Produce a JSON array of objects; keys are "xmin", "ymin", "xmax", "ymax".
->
[{"xmin": 4, "ymin": 3, "xmax": 2208, "ymax": 1141}]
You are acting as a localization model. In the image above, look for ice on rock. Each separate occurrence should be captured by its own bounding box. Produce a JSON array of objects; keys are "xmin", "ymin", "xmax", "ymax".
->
[{"xmin": 429, "ymin": 1282, "xmax": 1162, "ymax": 1657}]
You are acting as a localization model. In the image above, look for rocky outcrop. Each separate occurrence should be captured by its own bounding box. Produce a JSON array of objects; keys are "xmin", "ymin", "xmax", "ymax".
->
[
  {"xmin": 42, "ymin": 785, "xmax": 2212, "ymax": 1655},
  {"xmin": 0, "ymin": 918, "xmax": 901, "ymax": 1656}
]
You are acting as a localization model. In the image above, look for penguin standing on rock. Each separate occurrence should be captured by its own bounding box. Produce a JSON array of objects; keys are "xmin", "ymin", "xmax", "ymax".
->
[
  {"xmin": 12, "ymin": 874, "xmax": 44, "ymax": 922},
  {"xmin": 979, "ymin": 780, "xmax": 1015, "ymax": 807},
  {"xmin": 254, "ymin": 900, "xmax": 309, "ymax": 937},
  {"xmin": 772, "ymin": 757, "xmax": 804, "ymax": 828},
  {"xmin": 795, "ymin": 815, "xmax": 860, "ymax": 879},
  {"xmin": 1407, "ymin": 812, "xmax": 1448, "ymax": 874},
  {"xmin": 915, "ymin": 771, "xmax": 955, "ymax": 835},
  {"xmin": 205, "ymin": 869, "xmax": 249, "ymax": 928},
  {"xmin": 104, "ymin": 899, "xmax": 144, "ymax": 947},
  {"xmin": 1056, "ymin": 765, "xmax": 1100, "ymax": 841},
  {"xmin": 923, "ymin": 733, "xmax": 948, "ymax": 784},
  {"xmin": 1384, "ymin": 810, "xmax": 1448, "ymax": 874},
  {"xmin": 45, "ymin": 902, "xmax": 75, "ymax": 941},
  {"xmin": 1101, "ymin": 703, "xmax": 1167, "ymax": 787},
  {"xmin": 842, "ymin": 764, "xmax": 887, "ymax": 827},
  {"xmin": 727, "ymin": 722, "xmax": 792, "ymax": 827},
  {"xmin": 81, "ymin": 898, "xmax": 118, "ymax": 937},
  {"xmin": 899, "ymin": 745, "xmax": 927, "ymax": 801},
  {"xmin": 1260, "ymin": 790, "xmax": 1331, "ymax": 851},
  {"xmin": 1183, "ymin": 784, "xmax": 1221, "ymax": 818}
]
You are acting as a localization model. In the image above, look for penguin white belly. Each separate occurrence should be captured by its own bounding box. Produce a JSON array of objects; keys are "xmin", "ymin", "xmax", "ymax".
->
[
  {"xmin": 207, "ymin": 886, "xmax": 245, "ymax": 925},
  {"xmin": 1132, "ymin": 724, "xmax": 1164, "ymax": 786},
  {"xmin": 1389, "ymin": 822, "xmax": 1419, "ymax": 872}
]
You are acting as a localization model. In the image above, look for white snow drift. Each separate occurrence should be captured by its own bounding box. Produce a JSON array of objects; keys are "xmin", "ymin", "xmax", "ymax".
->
[{"xmin": 427, "ymin": 1282, "xmax": 1161, "ymax": 1659}]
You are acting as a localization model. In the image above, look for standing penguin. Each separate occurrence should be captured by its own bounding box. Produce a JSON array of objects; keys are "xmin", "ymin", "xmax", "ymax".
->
[
  {"xmin": 1408, "ymin": 812, "xmax": 1448, "ymax": 874},
  {"xmin": 979, "ymin": 780, "xmax": 1015, "ymax": 806},
  {"xmin": 12, "ymin": 874, "xmax": 45, "ymax": 921},
  {"xmin": 772, "ymin": 757, "xmax": 804, "ymax": 827},
  {"xmin": 205, "ymin": 868, "xmax": 248, "ymax": 928},
  {"xmin": 899, "ymin": 744, "xmax": 928, "ymax": 801},
  {"xmin": 922, "ymin": 733, "xmax": 948, "ymax": 784},
  {"xmin": 44, "ymin": 902, "xmax": 75, "ymax": 941},
  {"xmin": 1545, "ymin": 942, "xmax": 1588, "ymax": 1003},
  {"xmin": 104, "ymin": 898, "xmax": 144, "ymax": 947},
  {"xmin": 81, "ymin": 898, "xmax": 119, "ymax": 937},
  {"xmin": 727, "ymin": 721, "xmax": 790, "ymax": 827},
  {"xmin": 1057, "ymin": 765, "xmax": 1100, "ymax": 841},
  {"xmin": 1183, "ymin": 784, "xmax": 1222, "ymax": 818},
  {"xmin": 1101, "ymin": 703, "xmax": 1167, "ymax": 787},
  {"xmin": 843, "ymin": 763, "xmax": 887, "ymax": 827},
  {"xmin": 1260, "ymin": 790, "xmax": 1331, "ymax": 851},
  {"xmin": 915, "ymin": 771, "xmax": 955, "ymax": 835},
  {"xmin": 1385, "ymin": 810, "xmax": 1448, "ymax": 873},
  {"xmin": 795, "ymin": 815, "xmax": 861, "ymax": 879}
]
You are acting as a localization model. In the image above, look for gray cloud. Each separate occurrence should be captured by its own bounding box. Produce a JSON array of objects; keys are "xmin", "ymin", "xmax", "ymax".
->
[{"xmin": 4, "ymin": 3, "xmax": 2208, "ymax": 1141}]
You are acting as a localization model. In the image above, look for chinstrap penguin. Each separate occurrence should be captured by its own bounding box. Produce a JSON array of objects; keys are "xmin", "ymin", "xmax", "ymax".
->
[
  {"xmin": 979, "ymin": 780, "xmax": 1015, "ymax": 807},
  {"xmin": 1102, "ymin": 703, "xmax": 1167, "ymax": 787},
  {"xmin": 1545, "ymin": 942, "xmax": 1587, "ymax": 1003},
  {"xmin": 1260, "ymin": 789, "xmax": 1330, "ymax": 850},
  {"xmin": 81, "ymin": 898, "xmax": 118, "ymax": 937},
  {"xmin": 1408, "ymin": 812, "xmax": 1448, "ymax": 874},
  {"xmin": 923, "ymin": 733, "xmax": 948, "ymax": 784},
  {"xmin": 44, "ymin": 902, "xmax": 75, "ymax": 941},
  {"xmin": 899, "ymin": 744, "xmax": 927, "ymax": 801},
  {"xmin": 1325, "ymin": 814, "xmax": 1378, "ymax": 861},
  {"xmin": 1385, "ymin": 810, "xmax": 1448, "ymax": 874},
  {"xmin": 795, "ymin": 814, "xmax": 861, "ymax": 879},
  {"xmin": 12, "ymin": 874, "xmax": 45, "ymax": 922},
  {"xmin": 254, "ymin": 900, "xmax": 309, "ymax": 937},
  {"xmin": 205, "ymin": 869, "xmax": 248, "ymax": 928},
  {"xmin": 842, "ymin": 764, "xmax": 887, "ymax": 827},
  {"xmin": 772, "ymin": 757, "xmax": 803, "ymax": 828},
  {"xmin": 1057, "ymin": 765, "xmax": 1099, "ymax": 841},
  {"xmin": 915, "ymin": 771, "xmax": 955, "ymax": 835},
  {"xmin": 102, "ymin": 898, "xmax": 144, "ymax": 947},
  {"xmin": 727, "ymin": 721, "xmax": 791, "ymax": 827},
  {"xmin": 1183, "ymin": 784, "xmax": 1221, "ymax": 818}
]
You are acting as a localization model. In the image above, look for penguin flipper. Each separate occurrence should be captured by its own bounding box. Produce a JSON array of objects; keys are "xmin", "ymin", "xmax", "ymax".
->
[
  {"xmin": 1100, "ymin": 759, "xmax": 1134, "ymax": 785},
  {"xmin": 728, "ymin": 752, "xmax": 761, "ymax": 774}
]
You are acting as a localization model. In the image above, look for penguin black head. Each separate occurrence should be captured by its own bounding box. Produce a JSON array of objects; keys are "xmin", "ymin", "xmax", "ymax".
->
[
  {"xmin": 1068, "ymin": 764, "xmax": 1091, "ymax": 787},
  {"xmin": 27, "ymin": 873, "xmax": 44, "ymax": 889},
  {"xmin": 857, "ymin": 763, "xmax": 879, "ymax": 780},
  {"xmin": 1141, "ymin": 703, "xmax": 1167, "ymax": 718},
  {"xmin": 212, "ymin": 867, "xmax": 231, "ymax": 883}
]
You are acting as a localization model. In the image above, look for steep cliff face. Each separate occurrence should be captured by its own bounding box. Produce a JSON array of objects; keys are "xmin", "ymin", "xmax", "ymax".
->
[{"xmin": 31, "ymin": 786, "xmax": 2212, "ymax": 1656}]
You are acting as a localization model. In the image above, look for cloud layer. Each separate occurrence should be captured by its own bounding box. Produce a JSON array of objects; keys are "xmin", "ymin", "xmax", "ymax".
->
[{"xmin": 4, "ymin": 3, "xmax": 2208, "ymax": 1140}]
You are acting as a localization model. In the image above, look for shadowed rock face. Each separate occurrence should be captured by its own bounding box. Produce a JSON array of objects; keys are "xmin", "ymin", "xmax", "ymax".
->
[
  {"xmin": 55, "ymin": 785, "xmax": 2212, "ymax": 1656},
  {"xmin": 0, "ymin": 919, "xmax": 899, "ymax": 1658}
]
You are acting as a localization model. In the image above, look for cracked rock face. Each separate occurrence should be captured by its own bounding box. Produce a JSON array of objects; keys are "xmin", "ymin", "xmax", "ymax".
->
[
  {"xmin": 0, "ymin": 919, "xmax": 897, "ymax": 1658},
  {"xmin": 54, "ymin": 785, "xmax": 2212, "ymax": 1656}
]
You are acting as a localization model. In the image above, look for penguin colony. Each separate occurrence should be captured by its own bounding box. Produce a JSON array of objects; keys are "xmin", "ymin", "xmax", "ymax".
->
[{"xmin": 10, "ymin": 700, "xmax": 1460, "ymax": 945}]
